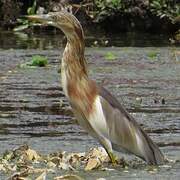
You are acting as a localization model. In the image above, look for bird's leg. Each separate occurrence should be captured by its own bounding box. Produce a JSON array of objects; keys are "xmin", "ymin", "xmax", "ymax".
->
[
  {"xmin": 106, "ymin": 150, "xmax": 118, "ymax": 165},
  {"xmin": 98, "ymin": 137, "xmax": 118, "ymax": 165},
  {"xmin": 88, "ymin": 122, "xmax": 118, "ymax": 165}
]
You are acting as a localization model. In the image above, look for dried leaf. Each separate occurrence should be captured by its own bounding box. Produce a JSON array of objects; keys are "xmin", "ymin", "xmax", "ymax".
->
[
  {"xmin": 54, "ymin": 174, "xmax": 84, "ymax": 180},
  {"xmin": 86, "ymin": 147, "xmax": 109, "ymax": 163},
  {"xmin": 146, "ymin": 166, "xmax": 158, "ymax": 174},
  {"xmin": 29, "ymin": 167, "xmax": 47, "ymax": 174},
  {"xmin": 0, "ymin": 164, "xmax": 6, "ymax": 171},
  {"xmin": 25, "ymin": 148, "xmax": 41, "ymax": 161},
  {"xmin": 59, "ymin": 162, "xmax": 75, "ymax": 171},
  {"xmin": 10, "ymin": 172, "xmax": 29, "ymax": 180},
  {"xmin": 85, "ymin": 158, "xmax": 101, "ymax": 171},
  {"xmin": 35, "ymin": 171, "xmax": 46, "ymax": 180},
  {"xmin": 68, "ymin": 153, "xmax": 82, "ymax": 167},
  {"xmin": 50, "ymin": 157, "xmax": 61, "ymax": 165},
  {"xmin": 47, "ymin": 161, "xmax": 56, "ymax": 168}
]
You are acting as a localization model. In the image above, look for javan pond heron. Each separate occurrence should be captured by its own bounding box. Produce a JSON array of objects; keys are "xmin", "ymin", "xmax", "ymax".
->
[{"xmin": 27, "ymin": 11, "xmax": 165, "ymax": 165}]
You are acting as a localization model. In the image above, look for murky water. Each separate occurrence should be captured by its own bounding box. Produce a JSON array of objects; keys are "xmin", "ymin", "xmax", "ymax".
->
[
  {"xmin": 0, "ymin": 31, "xmax": 179, "ymax": 179},
  {"xmin": 0, "ymin": 30, "xmax": 172, "ymax": 50}
]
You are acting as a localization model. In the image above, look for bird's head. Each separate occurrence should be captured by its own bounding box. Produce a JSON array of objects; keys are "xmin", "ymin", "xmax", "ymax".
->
[{"xmin": 27, "ymin": 11, "xmax": 84, "ymax": 41}]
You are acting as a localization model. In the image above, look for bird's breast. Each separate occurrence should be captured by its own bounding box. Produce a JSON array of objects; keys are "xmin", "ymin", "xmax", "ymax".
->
[
  {"xmin": 88, "ymin": 96, "xmax": 109, "ymax": 138},
  {"xmin": 67, "ymin": 78, "xmax": 97, "ymax": 114},
  {"xmin": 71, "ymin": 95, "xmax": 109, "ymax": 139},
  {"xmin": 61, "ymin": 58, "xmax": 69, "ymax": 97}
]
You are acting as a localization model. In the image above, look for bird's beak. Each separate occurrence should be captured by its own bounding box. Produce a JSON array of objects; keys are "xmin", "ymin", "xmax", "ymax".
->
[{"xmin": 26, "ymin": 14, "xmax": 53, "ymax": 25}]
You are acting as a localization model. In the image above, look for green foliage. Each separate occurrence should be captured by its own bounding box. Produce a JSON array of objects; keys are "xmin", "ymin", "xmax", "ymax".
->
[
  {"xmin": 94, "ymin": 0, "xmax": 124, "ymax": 21},
  {"xmin": 13, "ymin": 0, "xmax": 37, "ymax": 31},
  {"xmin": 31, "ymin": 55, "xmax": 48, "ymax": 66},
  {"xmin": 19, "ymin": 55, "xmax": 48, "ymax": 68},
  {"xmin": 150, "ymin": 0, "xmax": 180, "ymax": 21},
  {"xmin": 105, "ymin": 52, "xmax": 117, "ymax": 60},
  {"xmin": 147, "ymin": 52, "xmax": 158, "ymax": 59},
  {"xmin": 95, "ymin": 0, "xmax": 122, "ymax": 10},
  {"xmin": 94, "ymin": 0, "xmax": 180, "ymax": 22},
  {"xmin": 27, "ymin": 0, "xmax": 37, "ymax": 15}
]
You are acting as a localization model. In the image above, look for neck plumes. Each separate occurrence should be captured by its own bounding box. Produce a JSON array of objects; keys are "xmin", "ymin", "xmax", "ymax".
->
[
  {"xmin": 61, "ymin": 26, "xmax": 97, "ymax": 115},
  {"xmin": 64, "ymin": 30, "xmax": 87, "ymax": 77}
]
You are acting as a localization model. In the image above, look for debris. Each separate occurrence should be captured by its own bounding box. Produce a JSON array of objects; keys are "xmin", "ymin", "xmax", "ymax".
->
[
  {"xmin": 25, "ymin": 148, "xmax": 41, "ymax": 161},
  {"xmin": 0, "ymin": 145, "xmax": 130, "ymax": 178},
  {"xmin": 54, "ymin": 174, "xmax": 84, "ymax": 180},
  {"xmin": 47, "ymin": 161, "xmax": 56, "ymax": 168},
  {"xmin": 85, "ymin": 147, "xmax": 109, "ymax": 163},
  {"xmin": 35, "ymin": 171, "xmax": 47, "ymax": 180},
  {"xmin": 85, "ymin": 158, "xmax": 101, "ymax": 171},
  {"xmin": 146, "ymin": 166, "xmax": 158, "ymax": 174},
  {"xmin": 0, "ymin": 164, "xmax": 6, "ymax": 171}
]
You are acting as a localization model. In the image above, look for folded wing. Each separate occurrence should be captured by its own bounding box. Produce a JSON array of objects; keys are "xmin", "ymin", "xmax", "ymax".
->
[{"xmin": 99, "ymin": 86, "xmax": 164, "ymax": 165}]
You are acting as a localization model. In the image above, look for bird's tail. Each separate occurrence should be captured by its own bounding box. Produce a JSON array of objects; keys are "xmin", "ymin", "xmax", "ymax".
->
[{"xmin": 139, "ymin": 129, "xmax": 165, "ymax": 165}]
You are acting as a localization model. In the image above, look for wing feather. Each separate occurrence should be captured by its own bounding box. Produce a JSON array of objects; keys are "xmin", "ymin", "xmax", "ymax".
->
[{"xmin": 99, "ymin": 86, "xmax": 164, "ymax": 165}]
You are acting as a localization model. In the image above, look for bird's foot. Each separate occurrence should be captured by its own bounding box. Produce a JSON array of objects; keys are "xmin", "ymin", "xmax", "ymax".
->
[{"xmin": 108, "ymin": 152, "xmax": 118, "ymax": 166}]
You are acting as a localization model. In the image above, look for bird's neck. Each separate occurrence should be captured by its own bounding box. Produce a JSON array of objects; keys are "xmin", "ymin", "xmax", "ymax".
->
[
  {"xmin": 61, "ymin": 33, "xmax": 98, "ymax": 115},
  {"xmin": 61, "ymin": 32, "xmax": 88, "ymax": 96},
  {"xmin": 63, "ymin": 35, "xmax": 87, "ymax": 76}
]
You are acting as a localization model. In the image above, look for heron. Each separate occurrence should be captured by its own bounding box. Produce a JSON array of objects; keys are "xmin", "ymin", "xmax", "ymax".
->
[{"xmin": 27, "ymin": 11, "xmax": 165, "ymax": 165}]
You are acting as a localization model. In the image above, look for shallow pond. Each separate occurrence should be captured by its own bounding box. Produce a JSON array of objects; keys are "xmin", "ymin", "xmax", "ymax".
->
[{"xmin": 0, "ymin": 31, "xmax": 179, "ymax": 179}]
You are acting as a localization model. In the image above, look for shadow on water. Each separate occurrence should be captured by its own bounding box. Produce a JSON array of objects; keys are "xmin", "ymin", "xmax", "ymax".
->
[{"xmin": 0, "ymin": 30, "xmax": 179, "ymax": 179}]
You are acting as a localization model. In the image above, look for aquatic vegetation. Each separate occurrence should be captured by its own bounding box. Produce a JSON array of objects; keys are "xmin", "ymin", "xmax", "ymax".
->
[
  {"xmin": 105, "ymin": 52, "xmax": 117, "ymax": 60},
  {"xmin": 147, "ymin": 51, "xmax": 158, "ymax": 59},
  {"xmin": 31, "ymin": 55, "xmax": 48, "ymax": 67},
  {"xmin": 18, "ymin": 55, "xmax": 48, "ymax": 68}
]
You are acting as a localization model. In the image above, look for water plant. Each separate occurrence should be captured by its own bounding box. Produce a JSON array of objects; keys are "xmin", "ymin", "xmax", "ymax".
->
[
  {"xmin": 105, "ymin": 52, "xmax": 117, "ymax": 60},
  {"xmin": 31, "ymin": 55, "xmax": 48, "ymax": 66},
  {"xmin": 19, "ymin": 55, "xmax": 48, "ymax": 68},
  {"xmin": 147, "ymin": 51, "xmax": 158, "ymax": 59}
]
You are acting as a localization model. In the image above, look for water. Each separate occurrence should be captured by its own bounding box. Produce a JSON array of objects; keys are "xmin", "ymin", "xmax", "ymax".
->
[
  {"xmin": 0, "ymin": 30, "xmax": 179, "ymax": 179},
  {"xmin": 0, "ymin": 30, "xmax": 172, "ymax": 50}
]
